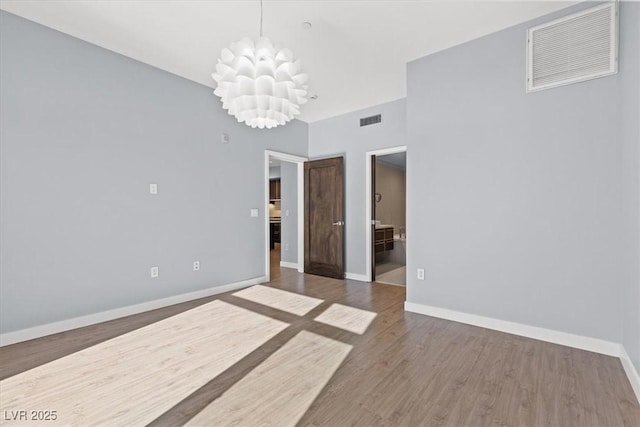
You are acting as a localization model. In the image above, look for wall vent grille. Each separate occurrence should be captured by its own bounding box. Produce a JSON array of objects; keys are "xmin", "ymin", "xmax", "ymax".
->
[
  {"xmin": 360, "ymin": 114, "xmax": 382, "ymax": 127},
  {"xmin": 526, "ymin": 2, "xmax": 618, "ymax": 92}
]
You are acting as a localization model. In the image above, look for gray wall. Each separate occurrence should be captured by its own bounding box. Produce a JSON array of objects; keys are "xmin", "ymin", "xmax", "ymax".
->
[
  {"xmin": 308, "ymin": 99, "xmax": 406, "ymax": 275},
  {"xmin": 406, "ymin": 1, "xmax": 637, "ymax": 349},
  {"xmin": 0, "ymin": 11, "xmax": 308, "ymax": 334},
  {"xmin": 619, "ymin": 3, "xmax": 640, "ymax": 371},
  {"xmin": 374, "ymin": 161, "xmax": 406, "ymax": 230},
  {"xmin": 280, "ymin": 162, "xmax": 298, "ymax": 264}
]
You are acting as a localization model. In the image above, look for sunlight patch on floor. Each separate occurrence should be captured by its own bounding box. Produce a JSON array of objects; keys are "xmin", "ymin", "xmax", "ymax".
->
[
  {"xmin": 186, "ymin": 330, "xmax": 352, "ymax": 427},
  {"xmin": 314, "ymin": 303, "xmax": 377, "ymax": 335},
  {"xmin": 233, "ymin": 285, "xmax": 323, "ymax": 316},
  {"xmin": 0, "ymin": 301, "xmax": 288, "ymax": 427}
]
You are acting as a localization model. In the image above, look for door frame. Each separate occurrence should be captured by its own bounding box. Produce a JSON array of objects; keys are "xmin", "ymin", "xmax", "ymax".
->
[
  {"xmin": 365, "ymin": 146, "xmax": 407, "ymax": 283},
  {"xmin": 264, "ymin": 150, "xmax": 307, "ymax": 282}
]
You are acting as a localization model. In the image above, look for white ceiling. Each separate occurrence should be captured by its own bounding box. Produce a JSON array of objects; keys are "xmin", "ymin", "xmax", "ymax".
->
[{"xmin": 0, "ymin": 1, "xmax": 576, "ymax": 123}]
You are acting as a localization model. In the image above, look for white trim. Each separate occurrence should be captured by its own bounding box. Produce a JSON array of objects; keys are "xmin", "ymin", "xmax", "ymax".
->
[
  {"xmin": 297, "ymin": 162, "xmax": 304, "ymax": 273},
  {"xmin": 345, "ymin": 272, "xmax": 369, "ymax": 282},
  {"xmin": 0, "ymin": 276, "xmax": 266, "ymax": 347},
  {"xmin": 404, "ymin": 301, "xmax": 621, "ymax": 357},
  {"xmin": 265, "ymin": 150, "xmax": 307, "ymax": 164},
  {"xmin": 365, "ymin": 146, "xmax": 407, "ymax": 282},
  {"xmin": 264, "ymin": 150, "xmax": 308, "ymax": 281},
  {"xmin": 621, "ymin": 346, "xmax": 640, "ymax": 404},
  {"xmin": 280, "ymin": 261, "xmax": 299, "ymax": 270},
  {"xmin": 264, "ymin": 151, "xmax": 271, "ymax": 281}
]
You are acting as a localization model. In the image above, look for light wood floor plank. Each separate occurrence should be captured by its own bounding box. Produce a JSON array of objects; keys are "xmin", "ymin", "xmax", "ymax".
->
[
  {"xmin": 0, "ymin": 301, "xmax": 287, "ymax": 426},
  {"xmin": 185, "ymin": 330, "xmax": 351, "ymax": 427},
  {"xmin": 313, "ymin": 303, "xmax": 377, "ymax": 335},
  {"xmin": 233, "ymin": 284, "xmax": 323, "ymax": 315}
]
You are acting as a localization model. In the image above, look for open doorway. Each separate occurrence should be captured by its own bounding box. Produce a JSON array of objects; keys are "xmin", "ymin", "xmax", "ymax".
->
[
  {"xmin": 366, "ymin": 147, "xmax": 407, "ymax": 285},
  {"xmin": 264, "ymin": 150, "xmax": 306, "ymax": 282},
  {"xmin": 268, "ymin": 159, "xmax": 284, "ymax": 279}
]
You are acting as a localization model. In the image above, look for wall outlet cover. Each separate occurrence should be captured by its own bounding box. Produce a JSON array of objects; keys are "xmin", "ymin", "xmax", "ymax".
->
[
  {"xmin": 417, "ymin": 268, "xmax": 425, "ymax": 280},
  {"xmin": 149, "ymin": 183, "xmax": 158, "ymax": 195},
  {"xmin": 150, "ymin": 266, "xmax": 159, "ymax": 278},
  {"xmin": 193, "ymin": 261, "xmax": 200, "ymax": 271}
]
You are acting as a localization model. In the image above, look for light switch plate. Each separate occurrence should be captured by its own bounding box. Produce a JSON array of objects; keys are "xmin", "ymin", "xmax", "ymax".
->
[
  {"xmin": 250, "ymin": 208, "xmax": 259, "ymax": 217},
  {"xmin": 149, "ymin": 183, "xmax": 158, "ymax": 195}
]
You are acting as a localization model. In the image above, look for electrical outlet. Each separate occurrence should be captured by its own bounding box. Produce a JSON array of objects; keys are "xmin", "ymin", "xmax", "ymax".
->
[
  {"xmin": 417, "ymin": 268, "xmax": 425, "ymax": 280},
  {"xmin": 193, "ymin": 261, "xmax": 200, "ymax": 271},
  {"xmin": 250, "ymin": 208, "xmax": 259, "ymax": 217},
  {"xmin": 149, "ymin": 183, "xmax": 158, "ymax": 195},
  {"xmin": 285, "ymin": 243, "xmax": 289, "ymax": 251},
  {"xmin": 150, "ymin": 266, "xmax": 159, "ymax": 278}
]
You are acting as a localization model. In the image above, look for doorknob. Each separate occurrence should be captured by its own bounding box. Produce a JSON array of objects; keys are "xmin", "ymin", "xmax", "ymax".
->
[{"xmin": 332, "ymin": 220, "xmax": 344, "ymax": 226}]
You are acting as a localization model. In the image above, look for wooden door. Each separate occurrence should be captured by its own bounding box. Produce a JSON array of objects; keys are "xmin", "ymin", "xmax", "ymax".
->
[{"xmin": 304, "ymin": 157, "xmax": 344, "ymax": 279}]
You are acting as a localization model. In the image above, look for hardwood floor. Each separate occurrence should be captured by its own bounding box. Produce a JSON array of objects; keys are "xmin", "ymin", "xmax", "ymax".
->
[
  {"xmin": 1, "ymin": 301, "xmax": 288, "ymax": 426},
  {"xmin": 271, "ymin": 242, "xmax": 282, "ymax": 280},
  {"xmin": 1, "ymin": 266, "xmax": 639, "ymax": 426},
  {"xmin": 185, "ymin": 330, "xmax": 352, "ymax": 427}
]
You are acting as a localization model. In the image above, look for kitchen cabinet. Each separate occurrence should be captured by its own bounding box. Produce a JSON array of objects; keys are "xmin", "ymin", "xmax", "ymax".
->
[
  {"xmin": 375, "ymin": 226, "xmax": 394, "ymax": 253},
  {"xmin": 270, "ymin": 222, "xmax": 281, "ymax": 249},
  {"xmin": 269, "ymin": 179, "xmax": 281, "ymax": 201}
]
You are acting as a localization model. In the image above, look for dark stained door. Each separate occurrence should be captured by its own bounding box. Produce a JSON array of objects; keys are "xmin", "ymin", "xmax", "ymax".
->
[{"xmin": 304, "ymin": 157, "xmax": 344, "ymax": 279}]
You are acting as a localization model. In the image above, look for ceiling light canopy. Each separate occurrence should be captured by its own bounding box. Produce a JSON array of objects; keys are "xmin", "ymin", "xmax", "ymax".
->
[{"xmin": 211, "ymin": 1, "xmax": 308, "ymax": 129}]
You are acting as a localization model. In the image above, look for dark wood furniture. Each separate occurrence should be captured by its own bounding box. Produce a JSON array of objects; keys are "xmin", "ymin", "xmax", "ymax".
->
[
  {"xmin": 375, "ymin": 226, "xmax": 394, "ymax": 253},
  {"xmin": 269, "ymin": 179, "xmax": 281, "ymax": 201},
  {"xmin": 270, "ymin": 222, "xmax": 280, "ymax": 250}
]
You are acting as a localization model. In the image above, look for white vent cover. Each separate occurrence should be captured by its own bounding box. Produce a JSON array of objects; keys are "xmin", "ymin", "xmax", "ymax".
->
[{"xmin": 526, "ymin": 2, "xmax": 618, "ymax": 92}]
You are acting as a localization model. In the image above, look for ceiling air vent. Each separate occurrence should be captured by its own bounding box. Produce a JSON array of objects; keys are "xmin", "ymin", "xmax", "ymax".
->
[
  {"xmin": 526, "ymin": 2, "xmax": 618, "ymax": 93},
  {"xmin": 360, "ymin": 114, "xmax": 382, "ymax": 127}
]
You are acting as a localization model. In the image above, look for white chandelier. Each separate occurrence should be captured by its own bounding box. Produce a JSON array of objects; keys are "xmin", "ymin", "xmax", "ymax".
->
[{"xmin": 211, "ymin": 1, "xmax": 308, "ymax": 129}]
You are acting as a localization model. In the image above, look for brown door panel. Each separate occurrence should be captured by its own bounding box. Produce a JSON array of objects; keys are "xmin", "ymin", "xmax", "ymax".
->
[{"xmin": 304, "ymin": 157, "xmax": 344, "ymax": 279}]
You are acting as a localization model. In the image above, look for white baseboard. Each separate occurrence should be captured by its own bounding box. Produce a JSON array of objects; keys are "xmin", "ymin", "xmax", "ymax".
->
[
  {"xmin": 280, "ymin": 261, "xmax": 299, "ymax": 270},
  {"xmin": 404, "ymin": 301, "xmax": 621, "ymax": 357},
  {"xmin": 345, "ymin": 272, "xmax": 369, "ymax": 282},
  {"xmin": 620, "ymin": 346, "xmax": 640, "ymax": 404},
  {"xmin": 0, "ymin": 276, "xmax": 266, "ymax": 347}
]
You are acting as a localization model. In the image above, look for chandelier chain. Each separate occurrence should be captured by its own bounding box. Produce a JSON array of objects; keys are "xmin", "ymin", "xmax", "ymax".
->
[{"xmin": 260, "ymin": 0, "xmax": 263, "ymax": 37}]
